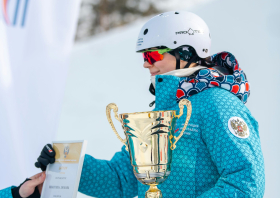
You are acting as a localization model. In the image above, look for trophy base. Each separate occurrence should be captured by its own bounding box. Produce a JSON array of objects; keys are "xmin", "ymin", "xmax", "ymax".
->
[{"xmin": 145, "ymin": 185, "xmax": 162, "ymax": 198}]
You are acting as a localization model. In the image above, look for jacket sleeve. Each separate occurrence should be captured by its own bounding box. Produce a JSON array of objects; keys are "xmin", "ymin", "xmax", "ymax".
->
[
  {"xmin": 0, "ymin": 186, "xmax": 14, "ymax": 198},
  {"xmin": 78, "ymin": 145, "xmax": 138, "ymax": 198},
  {"xmin": 197, "ymin": 95, "xmax": 265, "ymax": 198}
]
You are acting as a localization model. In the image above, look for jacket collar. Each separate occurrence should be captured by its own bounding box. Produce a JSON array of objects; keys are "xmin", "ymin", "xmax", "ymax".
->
[
  {"xmin": 154, "ymin": 75, "xmax": 181, "ymax": 110},
  {"xmin": 151, "ymin": 66, "xmax": 206, "ymax": 88}
]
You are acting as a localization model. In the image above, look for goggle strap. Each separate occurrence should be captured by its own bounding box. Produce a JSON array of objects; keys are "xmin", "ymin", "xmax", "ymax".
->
[
  {"xmin": 174, "ymin": 49, "xmax": 181, "ymax": 70},
  {"xmin": 142, "ymin": 48, "xmax": 172, "ymax": 54}
]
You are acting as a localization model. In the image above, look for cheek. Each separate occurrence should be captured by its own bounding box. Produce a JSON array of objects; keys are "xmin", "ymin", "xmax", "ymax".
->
[{"xmin": 155, "ymin": 55, "xmax": 176, "ymax": 73}]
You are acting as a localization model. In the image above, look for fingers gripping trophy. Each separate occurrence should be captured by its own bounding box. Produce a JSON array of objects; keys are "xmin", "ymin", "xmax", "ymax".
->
[{"xmin": 106, "ymin": 99, "xmax": 192, "ymax": 198}]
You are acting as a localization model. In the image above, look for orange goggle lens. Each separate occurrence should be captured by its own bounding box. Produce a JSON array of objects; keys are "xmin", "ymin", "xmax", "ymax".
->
[{"xmin": 142, "ymin": 51, "xmax": 164, "ymax": 65}]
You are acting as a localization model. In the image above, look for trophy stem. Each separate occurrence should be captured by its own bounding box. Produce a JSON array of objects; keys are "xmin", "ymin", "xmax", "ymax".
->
[{"xmin": 145, "ymin": 185, "xmax": 162, "ymax": 198}]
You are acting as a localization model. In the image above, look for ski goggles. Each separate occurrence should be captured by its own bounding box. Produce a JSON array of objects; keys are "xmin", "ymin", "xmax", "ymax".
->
[{"xmin": 142, "ymin": 48, "xmax": 172, "ymax": 65}]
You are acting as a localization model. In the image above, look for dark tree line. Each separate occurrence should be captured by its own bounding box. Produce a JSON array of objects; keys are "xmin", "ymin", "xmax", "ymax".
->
[{"xmin": 76, "ymin": 0, "xmax": 164, "ymax": 40}]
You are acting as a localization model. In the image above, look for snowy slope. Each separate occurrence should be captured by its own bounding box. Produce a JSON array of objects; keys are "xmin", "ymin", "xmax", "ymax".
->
[{"xmin": 56, "ymin": 0, "xmax": 280, "ymax": 197}]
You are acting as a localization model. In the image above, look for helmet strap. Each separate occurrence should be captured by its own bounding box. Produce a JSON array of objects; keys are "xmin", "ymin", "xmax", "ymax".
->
[
  {"xmin": 174, "ymin": 49, "xmax": 181, "ymax": 70},
  {"xmin": 184, "ymin": 54, "xmax": 198, "ymax": 69}
]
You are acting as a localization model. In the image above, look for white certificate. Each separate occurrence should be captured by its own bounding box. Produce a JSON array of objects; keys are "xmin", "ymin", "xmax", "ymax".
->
[{"xmin": 41, "ymin": 140, "xmax": 87, "ymax": 198}]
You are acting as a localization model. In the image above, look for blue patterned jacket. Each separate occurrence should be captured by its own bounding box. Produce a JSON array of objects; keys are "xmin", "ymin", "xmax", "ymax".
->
[
  {"xmin": 80, "ymin": 74, "xmax": 265, "ymax": 197},
  {"xmin": 0, "ymin": 75, "xmax": 265, "ymax": 198}
]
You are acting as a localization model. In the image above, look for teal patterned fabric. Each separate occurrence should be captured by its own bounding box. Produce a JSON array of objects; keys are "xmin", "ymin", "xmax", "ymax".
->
[
  {"xmin": 0, "ymin": 75, "xmax": 265, "ymax": 198},
  {"xmin": 0, "ymin": 186, "xmax": 14, "ymax": 198},
  {"xmin": 79, "ymin": 146, "xmax": 138, "ymax": 197}
]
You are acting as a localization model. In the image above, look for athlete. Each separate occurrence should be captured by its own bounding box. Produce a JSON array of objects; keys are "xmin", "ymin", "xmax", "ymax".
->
[{"xmin": 0, "ymin": 11, "xmax": 265, "ymax": 198}]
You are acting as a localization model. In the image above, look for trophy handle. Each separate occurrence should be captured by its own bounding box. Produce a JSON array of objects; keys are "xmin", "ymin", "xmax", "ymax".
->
[
  {"xmin": 106, "ymin": 103, "xmax": 128, "ymax": 151},
  {"xmin": 171, "ymin": 99, "xmax": 192, "ymax": 150}
]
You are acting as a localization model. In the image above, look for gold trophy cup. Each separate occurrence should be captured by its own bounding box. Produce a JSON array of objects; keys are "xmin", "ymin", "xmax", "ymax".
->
[{"xmin": 106, "ymin": 99, "xmax": 192, "ymax": 198}]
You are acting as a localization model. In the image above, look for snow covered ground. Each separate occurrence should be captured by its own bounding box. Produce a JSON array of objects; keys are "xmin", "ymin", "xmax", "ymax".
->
[{"xmin": 56, "ymin": 0, "xmax": 280, "ymax": 197}]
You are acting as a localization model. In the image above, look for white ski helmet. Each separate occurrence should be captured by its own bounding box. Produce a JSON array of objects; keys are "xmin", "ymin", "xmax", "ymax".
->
[{"xmin": 136, "ymin": 11, "xmax": 211, "ymax": 58}]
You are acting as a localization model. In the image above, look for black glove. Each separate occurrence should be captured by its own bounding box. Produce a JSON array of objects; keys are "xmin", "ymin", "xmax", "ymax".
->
[
  {"xmin": 35, "ymin": 144, "xmax": 56, "ymax": 171},
  {"xmin": 11, "ymin": 179, "xmax": 40, "ymax": 198}
]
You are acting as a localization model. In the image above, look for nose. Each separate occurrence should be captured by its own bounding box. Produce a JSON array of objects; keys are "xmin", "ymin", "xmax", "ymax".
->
[{"xmin": 143, "ymin": 61, "xmax": 153, "ymax": 68}]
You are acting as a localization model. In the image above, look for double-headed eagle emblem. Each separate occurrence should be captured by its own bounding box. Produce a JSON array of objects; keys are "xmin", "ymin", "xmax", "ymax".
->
[{"xmin": 230, "ymin": 118, "xmax": 249, "ymax": 138}]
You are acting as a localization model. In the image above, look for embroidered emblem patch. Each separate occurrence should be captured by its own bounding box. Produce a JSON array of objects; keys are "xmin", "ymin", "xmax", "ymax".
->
[{"xmin": 228, "ymin": 117, "xmax": 250, "ymax": 139}]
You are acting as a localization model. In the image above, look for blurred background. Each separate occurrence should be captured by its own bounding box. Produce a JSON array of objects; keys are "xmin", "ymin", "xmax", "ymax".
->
[{"xmin": 1, "ymin": 0, "xmax": 279, "ymax": 197}]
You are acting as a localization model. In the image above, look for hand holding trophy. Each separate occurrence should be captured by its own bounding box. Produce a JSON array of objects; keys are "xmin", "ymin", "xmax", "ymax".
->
[{"xmin": 106, "ymin": 99, "xmax": 192, "ymax": 198}]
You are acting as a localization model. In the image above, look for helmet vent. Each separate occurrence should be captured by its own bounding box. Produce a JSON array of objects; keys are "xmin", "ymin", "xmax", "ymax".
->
[
  {"xmin": 144, "ymin": 29, "xmax": 148, "ymax": 35},
  {"xmin": 175, "ymin": 12, "xmax": 179, "ymax": 14}
]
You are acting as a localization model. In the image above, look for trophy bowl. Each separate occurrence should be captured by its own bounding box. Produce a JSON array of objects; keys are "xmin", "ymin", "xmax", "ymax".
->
[{"xmin": 106, "ymin": 99, "xmax": 192, "ymax": 198}]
